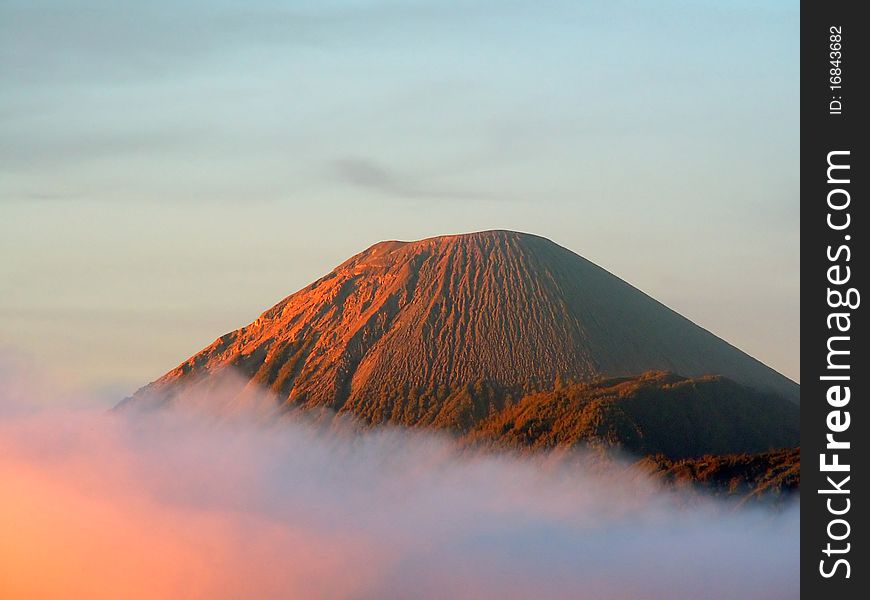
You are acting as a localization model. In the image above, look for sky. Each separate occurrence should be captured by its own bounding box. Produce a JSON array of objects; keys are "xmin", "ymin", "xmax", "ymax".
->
[{"xmin": 0, "ymin": 0, "xmax": 799, "ymax": 402}]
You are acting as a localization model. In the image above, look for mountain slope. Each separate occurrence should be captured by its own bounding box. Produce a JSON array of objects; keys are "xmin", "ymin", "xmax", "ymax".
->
[
  {"xmin": 463, "ymin": 371, "xmax": 799, "ymax": 458},
  {"xmin": 640, "ymin": 447, "xmax": 800, "ymax": 502},
  {"xmin": 127, "ymin": 230, "xmax": 799, "ymax": 425}
]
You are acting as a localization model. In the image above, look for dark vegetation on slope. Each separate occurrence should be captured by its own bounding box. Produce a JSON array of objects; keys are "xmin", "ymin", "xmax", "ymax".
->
[
  {"xmin": 639, "ymin": 448, "xmax": 800, "ymax": 503},
  {"xmin": 463, "ymin": 371, "xmax": 799, "ymax": 459}
]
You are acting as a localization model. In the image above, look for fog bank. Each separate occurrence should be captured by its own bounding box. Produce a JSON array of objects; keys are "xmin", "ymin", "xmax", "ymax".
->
[{"xmin": 0, "ymin": 367, "xmax": 798, "ymax": 599}]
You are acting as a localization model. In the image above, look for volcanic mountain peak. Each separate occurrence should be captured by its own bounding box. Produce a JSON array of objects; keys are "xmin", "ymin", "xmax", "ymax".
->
[
  {"xmin": 335, "ymin": 229, "xmax": 554, "ymax": 277},
  {"xmin": 131, "ymin": 230, "xmax": 798, "ymax": 423}
]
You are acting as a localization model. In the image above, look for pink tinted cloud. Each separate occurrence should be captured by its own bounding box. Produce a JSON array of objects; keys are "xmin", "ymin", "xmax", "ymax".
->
[{"xmin": 0, "ymin": 366, "xmax": 798, "ymax": 600}]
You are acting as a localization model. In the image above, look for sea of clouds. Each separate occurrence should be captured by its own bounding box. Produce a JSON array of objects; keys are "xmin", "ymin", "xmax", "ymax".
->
[{"xmin": 0, "ymin": 360, "xmax": 798, "ymax": 600}]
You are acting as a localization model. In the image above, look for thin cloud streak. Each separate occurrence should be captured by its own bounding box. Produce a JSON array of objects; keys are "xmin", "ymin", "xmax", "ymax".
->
[{"xmin": 330, "ymin": 157, "xmax": 515, "ymax": 204}]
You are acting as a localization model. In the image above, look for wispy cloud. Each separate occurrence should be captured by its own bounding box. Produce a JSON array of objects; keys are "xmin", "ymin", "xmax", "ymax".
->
[{"xmin": 330, "ymin": 157, "xmax": 509, "ymax": 203}]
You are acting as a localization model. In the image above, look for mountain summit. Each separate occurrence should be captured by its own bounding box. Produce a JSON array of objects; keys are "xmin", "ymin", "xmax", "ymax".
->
[{"xmin": 127, "ymin": 230, "xmax": 798, "ymax": 428}]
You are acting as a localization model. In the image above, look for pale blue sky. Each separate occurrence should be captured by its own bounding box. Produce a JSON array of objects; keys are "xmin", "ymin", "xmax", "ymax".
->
[{"xmin": 1, "ymin": 0, "xmax": 799, "ymax": 399}]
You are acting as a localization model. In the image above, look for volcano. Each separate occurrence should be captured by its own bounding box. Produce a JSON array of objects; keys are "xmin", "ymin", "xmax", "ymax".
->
[{"xmin": 125, "ymin": 230, "xmax": 798, "ymax": 456}]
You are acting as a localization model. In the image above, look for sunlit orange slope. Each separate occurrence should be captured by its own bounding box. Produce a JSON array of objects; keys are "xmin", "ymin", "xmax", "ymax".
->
[{"xmin": 126, "ymin": 230, "xmax": 799, "ymax": 421}]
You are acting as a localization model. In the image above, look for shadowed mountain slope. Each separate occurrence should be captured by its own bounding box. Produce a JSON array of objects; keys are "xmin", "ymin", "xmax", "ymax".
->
[
  {"xmin": 126, "ymin": 231, "xmax": 799, "ymax": 431},
  {"xmin": 464, "ymin": 371, "xmax": 799, "ymax": 459},
  {"xmin": 640, "ymin": 447, "xmax": 800, "ymax": 503}
]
